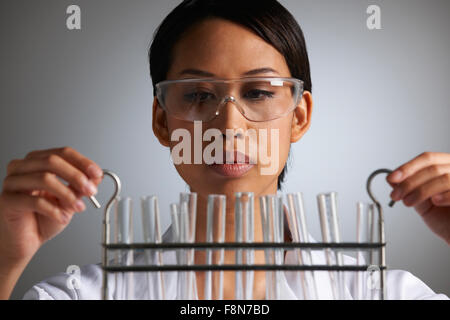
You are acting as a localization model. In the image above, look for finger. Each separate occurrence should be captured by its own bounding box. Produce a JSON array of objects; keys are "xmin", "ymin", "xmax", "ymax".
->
[
  {"xmin": 386, "ymin": 152, "xmax": 450, "ymax": 184},
  {"xmin": 389, "ymin": 164, "xmax": 450, "ymax": 201},
  {"xmin": 67, "ymin": 185, "xmax": 86, "ymax": 213},
  {"xmin": 44, "ymin": 189, "xmax": 83, "ymax": 223},
  {"xmin": 3, "ymin": 172, "xmax": 80, "ymax": 212},
  {"xmin": 53, "ymin": 185, "xmax": 86, "ymax": 214},
  {"xmin": 6, "ymin": 156, "xmax": 98, "ymax": 197},
  {"xmin": 401, "ymin": 173, "xmax": 450, "ymax": 207},
  {"xmin": 431, "ymin": 190, "xmax": 450, "ymax": 207},
  {"xmin": 2, "ymin": 191, "xmax": 69, "ymax": 224},
  {"xmin": 386, "ymin": 179, "xmax": 396, "ymax": 188},
  {"xmin": 32, "ymin": 189, "xmax": 84, "ymax": 215},
  {"xmin": 413, "ymin": 198, "xmax": 433, "ymax": 217},
  {"xmin": 24, "ymin": 146, "xmax": 103, "ymax": 180}
]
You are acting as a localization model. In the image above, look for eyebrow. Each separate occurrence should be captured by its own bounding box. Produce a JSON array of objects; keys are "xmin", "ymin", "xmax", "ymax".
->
[{"xmin": 177, "ymin": 67, "xmax": 280, "ymax": 77}]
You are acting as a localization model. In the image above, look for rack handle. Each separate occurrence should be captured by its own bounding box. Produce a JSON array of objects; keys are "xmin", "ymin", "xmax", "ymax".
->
[{"xmin": 366, "ymin": 168, "xmax": 396, "ymax": 208}]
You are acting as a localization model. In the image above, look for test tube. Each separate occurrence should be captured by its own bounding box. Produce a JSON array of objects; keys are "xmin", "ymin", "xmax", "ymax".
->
[
  {"xmin": 180, "ymin": 192, "xmax": 198, "ymax": 300},
  {"xmin": 259, "ymin": 196, "xmax": 272, "ymax": 300},
  {"xmin": 205, "ymin": 194, "xmax": 226, "ymax": 300},
  {"xmin": 180, "ymin": 192, "xmax": 198, "ymax": 244},
  {"xmin": 261, "ymin": 194, "xmax": 283, "ymax": 300},
  {"xmin": 327, "ymin": 192, "xmax": 346, "ymax": 300},
  {"xmin": 115, "ymin": 196, "xmax": 134, "ymax": 300},
  {"xmin": 234, "ymin": 192, "xmax": 255, "ymax": 300},
  {"xmin": 357, "ymin": 203, "xmax": 381, "ymax": 300},
  {"xmin": 368, "ymin": 203, "xmax": 376, "ymax": 265},
  {"xmin": 179, "ymin": 201, "xmax": 189, "ymax": 299},
  {"xmin": 317, "ymin": 193, "xmax": 340, "ymax": 300},
  {"xmin": 322, "ymin": 192, "xmax": 347, "ymax": 299},
  {"xmin": 141, "ymin": 195, "xmax": 165, "ymax": 300},
  {"xmin": 286, "ymin": 192, "xmax": 318, "ymax": 300},
  {"xmin": 170, "ymin": 202, "xmax": 185, "ymax": 300},
  {"xmin": 285, "ymin": 195, "xmax": 308, "ymax": 299},
  {"xmin": 356, "ymin": 201, "xmax": 375, "ymax": 300},
  {"xmin": 170, "ymin": 203, "xmax": 180, "ymax": 244}
]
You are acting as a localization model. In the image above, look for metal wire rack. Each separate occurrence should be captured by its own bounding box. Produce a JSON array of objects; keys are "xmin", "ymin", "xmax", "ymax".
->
[{"xmin": 90, "ymin": 169, "xmax": 393, "ymax": 300}]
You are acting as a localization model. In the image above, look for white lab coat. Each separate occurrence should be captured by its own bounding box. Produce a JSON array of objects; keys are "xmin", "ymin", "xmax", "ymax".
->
[{"xmin": 22, "ymin": 225, "xmax": 449, "ymax": 300}]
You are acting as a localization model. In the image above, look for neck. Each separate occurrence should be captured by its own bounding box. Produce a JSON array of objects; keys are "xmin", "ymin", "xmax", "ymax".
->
[{"xmin": 191, "ymin": 180, "xmax": 278, "ymax": 245}]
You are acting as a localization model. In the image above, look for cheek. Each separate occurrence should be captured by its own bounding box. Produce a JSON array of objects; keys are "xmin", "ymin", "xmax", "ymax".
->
[
  {"xmin": 255, "ymin": 119, "xmax": 291, "ymax": 160},
  {"xmin": 166, "ymin": 118, "xmax": 198, "ymax": 179},
  {"xmin": 165, "ymin": 116, "xmax": 292, "ymax": 189}
]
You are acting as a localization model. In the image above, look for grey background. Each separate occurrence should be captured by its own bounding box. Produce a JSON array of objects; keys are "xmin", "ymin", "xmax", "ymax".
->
[{"xmin": 0, "ymin": 0, "xmax": 449, "ymax": 299}]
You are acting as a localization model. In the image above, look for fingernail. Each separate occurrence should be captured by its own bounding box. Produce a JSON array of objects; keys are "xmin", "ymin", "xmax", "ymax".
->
[
  {"xmin": 75, "ymin": 199, "xmax": 86, "ymax": 212},
  {"xmin": 433, "ymin": 194, "xmax": 444, "ymax": 202},
  {"xmin": 389, "ymin": 170, "xmax": 402, "ymax": 182},
  {"xmin": 87, "ymin": 164, "xmax": 103, "ymax": 179},
  {"xmin": 84, "ymin": 181, "xmax": 98, "ymax": 196}
]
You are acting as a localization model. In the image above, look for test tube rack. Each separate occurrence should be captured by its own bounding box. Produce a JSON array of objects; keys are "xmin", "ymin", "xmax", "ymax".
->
[{"xmin": 94, "ymin": 169, "xmax": 392, "ymax": 300}]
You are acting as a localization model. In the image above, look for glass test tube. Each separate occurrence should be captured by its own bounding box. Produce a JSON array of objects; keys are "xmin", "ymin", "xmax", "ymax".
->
[
  {"xmin": 205, "ymin": 194, "xmax": 226, "ymax": 300},
  {"xmin": 261, "ymin": 194, "xmax": 283, "ymax": 300},
  {"xmin": 180, "ymin": 192, "xmax": 198, "ymax": 300},
  {"xmin": 170, "ymin": 203, "xmax": 180, "ymax": 244},
  {"xmin": 368, "ymin": 203, "xmax": 376, "ymax": 265},
  {"xmin": 356, "ymin": 202, "xmax": 375, "ymax": 300},
  {"xmin": 259, "ymin": 196, "xmax": 271, "ymax": 300},
  {"xmin": 325, "ymin": 192, "xmax": 346, "ymax": 300},
  {"xmin": 317, "ymin": 193, "xmax": 341, "ymax": 300},
  {"xmin": 170, "ymin": 202, "xmax": 185, "ymax": 300},
  {"xmin": 286, "ymin": 192, "xmax": 318, "ymax": 300},
  {"xmin": 179, "ymin": 201, "xmax": 189, "ymax": 300},
  {"xmin": 141, "ymin": 195, "xmax": 165, "ymax": 300},
  {"xmin": 115, "ymin": 196, "xmax": 134, "ymax": 300},
  {"xmin": 357, "ymin": 202, "xmax": 380, "ymax": 300},
  {"xmin": 234, "ymin": 192, "xmax": 255, "ymax": 300}
]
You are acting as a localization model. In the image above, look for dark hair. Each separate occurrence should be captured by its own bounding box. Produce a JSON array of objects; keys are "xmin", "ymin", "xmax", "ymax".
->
[{"xmin": 149, "ymin": 0, "xmax": 312, "ymax": 190}]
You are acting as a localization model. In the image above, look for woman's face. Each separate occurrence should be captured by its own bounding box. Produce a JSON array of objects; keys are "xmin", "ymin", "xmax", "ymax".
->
[{"xmin": 153, "ymin": 18, "xmax": 313, "ymax": 198}]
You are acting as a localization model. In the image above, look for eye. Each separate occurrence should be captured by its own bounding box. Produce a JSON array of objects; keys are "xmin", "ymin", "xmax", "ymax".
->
[
  {"xmin": 244, "ymin": 89, "xmax": 274, "ymax": 99},
  {"xmin": 183, "ymin": 91, "xmax": 216, "ymax": 102}
]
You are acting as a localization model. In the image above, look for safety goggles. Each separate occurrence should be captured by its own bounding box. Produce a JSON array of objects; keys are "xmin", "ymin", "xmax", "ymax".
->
[{"xmin": 155, "ymin": 77, "xmax": 304, "ymax": 122}]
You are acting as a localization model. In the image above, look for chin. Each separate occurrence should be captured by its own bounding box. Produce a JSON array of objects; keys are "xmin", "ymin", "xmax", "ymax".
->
[{"xmin": 180, "ymin": 164, "xmax": 277, "ymax": 197}]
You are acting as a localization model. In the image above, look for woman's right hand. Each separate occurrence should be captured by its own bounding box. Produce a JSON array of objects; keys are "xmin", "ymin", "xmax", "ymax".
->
[{"xmin": 0, "ymin": 147, "xmax": 103, "ymax": 269}]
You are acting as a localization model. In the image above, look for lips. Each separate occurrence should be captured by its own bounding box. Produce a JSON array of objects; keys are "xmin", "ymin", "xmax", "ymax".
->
[
  {"xmin": 209, "ymin": 163, "xmax": 254, "ymax": 177},
  {"xmin": 208, "ymin": 150, "xmax": 254, "ymax": 177}
]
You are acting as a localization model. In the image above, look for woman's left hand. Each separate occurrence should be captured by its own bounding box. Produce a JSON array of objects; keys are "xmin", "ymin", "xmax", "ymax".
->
[{"xmin": 386, "ymin": 152, "xmax": 450, "ymax": 246}]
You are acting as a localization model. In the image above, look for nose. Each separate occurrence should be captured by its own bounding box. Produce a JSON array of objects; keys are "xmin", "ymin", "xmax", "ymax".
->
[
  {"xmin": 222, "ymin": 95, "xmax": 236, "ymax": 104},
  {"xmin": 216, "ymin": 95, "xmax": 249, "ymax": 119},
  {"xmin": 215, "ymin": 95, "xmax": 240, "ymax": 117},
  {"xmin": 208, "ymin": 95, "xmax": 248, "ymax": 138}
]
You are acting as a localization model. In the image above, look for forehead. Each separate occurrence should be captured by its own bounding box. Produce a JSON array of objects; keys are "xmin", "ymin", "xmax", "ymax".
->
[{"xmin": 167, "ymin": 18, "xmax": 291, "ymax": 79}]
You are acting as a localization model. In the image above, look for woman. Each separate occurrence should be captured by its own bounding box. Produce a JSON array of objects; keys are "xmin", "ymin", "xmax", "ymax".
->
[{"xmin": 0, "ymin": 0, "xmax": 449, "ymax": 300}]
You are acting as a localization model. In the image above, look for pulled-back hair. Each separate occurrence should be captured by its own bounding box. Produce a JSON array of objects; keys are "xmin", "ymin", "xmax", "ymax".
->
[{"xmin": 149, "ymin": 0, "xmax": 312, "ymax": 190}]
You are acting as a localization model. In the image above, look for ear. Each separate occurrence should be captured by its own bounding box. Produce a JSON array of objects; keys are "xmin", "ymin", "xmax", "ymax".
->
[
  {"xmin": 152, "ymin": 98, "xmax": 170, "ymax": 147},
  {"xmin": 290, "ymin": 91, "xmax": 313, "ymax": 143}
]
